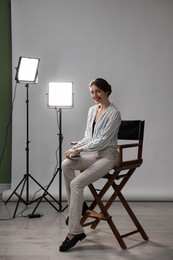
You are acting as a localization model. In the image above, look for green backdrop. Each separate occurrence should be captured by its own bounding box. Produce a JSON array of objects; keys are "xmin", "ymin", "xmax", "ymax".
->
[{"xmin": 0, "ymin": 0, "xmax": 12, "ymax": 183}]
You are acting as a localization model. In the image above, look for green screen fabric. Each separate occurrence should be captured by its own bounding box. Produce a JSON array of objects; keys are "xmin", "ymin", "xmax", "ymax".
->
[{"xmin": 0, "ymin": 0, "xmax": 12, "ymax": 183}]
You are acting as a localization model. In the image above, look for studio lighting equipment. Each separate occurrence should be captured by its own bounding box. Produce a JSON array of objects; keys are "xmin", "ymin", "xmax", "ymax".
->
[
  {"xmin": 48, "ymin": 82, "xmax": 73, "ymax": 108},
  {"xmin": 31, "ymin": 82, "xmax": 73, "ymax": 213},
  {"xmin": 5, "ymin": 57, "xmax": 61, "ymax": 217},
  {"xmin": 15, "ymin": 56, "xmax": 39, "ymax": 83}
]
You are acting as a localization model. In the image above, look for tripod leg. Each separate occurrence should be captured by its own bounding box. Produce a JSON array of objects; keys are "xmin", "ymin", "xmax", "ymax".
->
[
  {"xmin": 13, "ymin": 177, "xmax": 27, "ymax": 218},
  {"xmin": 30, "ymin": 172, "xmax": 61, "ymax": 214},
  {"xmin": 29, "ymin": 174, "xmax": 60, "ymax": 204},
  {"xmin": 5, "ymin": 175, "xmax": 26, "ymax": 205}
]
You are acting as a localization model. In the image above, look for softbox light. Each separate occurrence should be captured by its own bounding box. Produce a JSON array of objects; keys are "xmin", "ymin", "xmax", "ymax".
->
[
  {"xmin": 48, "ymin": 82, "xmax": 73, "ymax": 108},
  {"xmin": 15, "ymin": 56, "xmax": 40, "ymax": 84}
]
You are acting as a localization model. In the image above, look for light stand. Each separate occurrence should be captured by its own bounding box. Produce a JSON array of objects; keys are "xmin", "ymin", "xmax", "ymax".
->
[
  {"xmin": 5, "ymin": 57, "xmax": 60, "ymax": 217},
  {"xmin": 30, "ymin": 82, "xmax": 73, "ymax": 214}
]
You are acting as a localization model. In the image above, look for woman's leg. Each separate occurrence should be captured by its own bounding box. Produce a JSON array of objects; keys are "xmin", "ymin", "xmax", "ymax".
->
[
  {"xmin": 60, "ymin": 149, "xmax": 118, "ymax": 251},
  {"xmin": 62, "ymin": 153, "xmax": 98, "ymax": 205},
  {"xmin": 68, "ymin": 157, "xmax": 116, "ymax": 234}
]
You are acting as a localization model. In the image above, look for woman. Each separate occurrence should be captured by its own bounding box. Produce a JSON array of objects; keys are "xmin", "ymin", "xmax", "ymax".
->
[{"xmin": 59, "ymin": 78, "xmax": 121, "ymax": 252}]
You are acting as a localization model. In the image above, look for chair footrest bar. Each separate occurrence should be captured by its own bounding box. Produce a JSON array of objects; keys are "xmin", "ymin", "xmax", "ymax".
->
[
  {"xmin": 82, "ymin": 220, "xmax": 97, "ymax": 227},
  {"xmin": 121, "ymin": 229, "xmax": 139, "ymax": 238},
  {"xmin": 86, "ymin": 210, "xmax": 111, "ymax": 220}
]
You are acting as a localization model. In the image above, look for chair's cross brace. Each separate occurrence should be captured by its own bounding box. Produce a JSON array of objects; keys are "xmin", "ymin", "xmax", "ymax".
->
[
  {"xmin": 101, "ymin": 168, "xmax": 135, "ymax": 213},
  {"xmin": 81, "ymin": 120, "xmax": 148, "ymax": 249},
  {"xmin": 88, "ymin": 183, "xmax": 111, "ymax": 217},
  {"xmin": 81, "ymin": 167, "xmax": 148, "ymax": 248},
  {"xmin": 87, "ymin": 172, "xmax": 119, "ymax": 212},
  {"xmin": 84, "ymin": 168, "xmax": 135, "ymax": 231}
]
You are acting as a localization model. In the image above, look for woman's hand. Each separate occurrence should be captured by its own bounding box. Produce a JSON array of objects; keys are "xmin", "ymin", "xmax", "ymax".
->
[{"xmin": 65, "ymin": 148, "xmax": 79, "ymax": 159}]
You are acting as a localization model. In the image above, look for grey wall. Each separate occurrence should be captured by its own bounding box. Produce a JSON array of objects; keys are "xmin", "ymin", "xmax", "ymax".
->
[{"xmin": 3, "ymin": 0, "xmax": 173, "ymax": 201}]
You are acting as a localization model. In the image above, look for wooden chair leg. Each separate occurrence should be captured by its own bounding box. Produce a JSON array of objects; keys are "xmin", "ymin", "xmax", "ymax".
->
[
  {"xmin": 117, "ymin": 190, "xmax": 149, "ymax": 241},
  {"xmin": 107, "ymin": 217, "xmax": 127, "ymax": 249}
]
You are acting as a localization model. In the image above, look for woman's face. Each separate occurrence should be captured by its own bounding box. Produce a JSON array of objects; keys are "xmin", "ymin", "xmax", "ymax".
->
[{"xmin": 89, "ymin": 84, "xmax": 109, "ymax": 104}]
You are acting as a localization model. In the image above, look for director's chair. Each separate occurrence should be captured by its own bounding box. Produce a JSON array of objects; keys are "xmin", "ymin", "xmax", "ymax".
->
[{"xmin": 80, "ymin": 120, "xmax": 149, "ymax": 249}]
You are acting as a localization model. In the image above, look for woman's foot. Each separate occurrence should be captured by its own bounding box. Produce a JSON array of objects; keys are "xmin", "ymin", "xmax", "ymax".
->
[{"xmin": 59, "ymin": 233, "xmax": 86, "ymax": 252}]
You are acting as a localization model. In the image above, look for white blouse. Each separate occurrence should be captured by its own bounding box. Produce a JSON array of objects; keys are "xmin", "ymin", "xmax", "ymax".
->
[{"xmin": 75, "ymin": 103, "xmax": 121, "ymax": 152}]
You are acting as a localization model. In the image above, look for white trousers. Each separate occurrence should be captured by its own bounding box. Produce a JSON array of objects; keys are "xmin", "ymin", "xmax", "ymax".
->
[{"xmin": 62, "ymin": 147, "xmax": 119, "ymax": 235}]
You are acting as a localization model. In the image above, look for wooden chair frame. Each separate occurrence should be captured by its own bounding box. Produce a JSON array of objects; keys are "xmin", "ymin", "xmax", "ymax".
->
[{"xmin": 80, "ymin": 120, "xmax": 149, "ymax": 249}]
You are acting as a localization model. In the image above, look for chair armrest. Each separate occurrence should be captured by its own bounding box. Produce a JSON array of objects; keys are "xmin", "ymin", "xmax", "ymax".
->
[
  {"xmin": 116, "ymin": 143, "xmax": 139, "ymax": 149},
  {"xmin": 116, "ymin": 143, "xmax": 140, "ymax": 163}
]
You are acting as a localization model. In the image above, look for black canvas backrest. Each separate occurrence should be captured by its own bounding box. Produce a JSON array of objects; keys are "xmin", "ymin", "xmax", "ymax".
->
[{"xmin": 118, "ymin": 120, "xmax": 145, "ymax": 141}]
